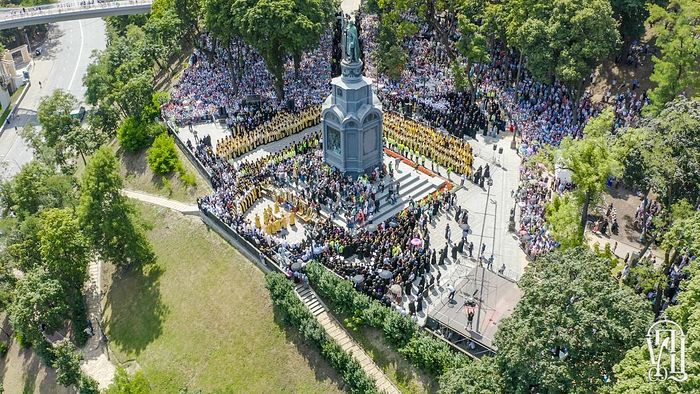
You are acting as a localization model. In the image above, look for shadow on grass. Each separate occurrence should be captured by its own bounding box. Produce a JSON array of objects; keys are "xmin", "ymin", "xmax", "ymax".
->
[
  {"xmin": 269, "ymin": 306, "xmax": 345, "ymax": 392},
  {"xmin": 105, "ymin": 262, "xmax": 169, "ymax": 356}
]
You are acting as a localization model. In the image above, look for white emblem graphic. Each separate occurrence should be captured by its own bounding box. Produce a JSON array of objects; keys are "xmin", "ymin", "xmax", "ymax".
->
[{"xmin": 646, "ymin": 319, "xmax": 688, "ymax": 382}]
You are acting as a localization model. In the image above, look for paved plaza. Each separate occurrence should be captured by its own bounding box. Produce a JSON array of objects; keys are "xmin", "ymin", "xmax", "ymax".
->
[{"xmin": 180, "ymin": 121, "xmax": 529, "ymax": 283}]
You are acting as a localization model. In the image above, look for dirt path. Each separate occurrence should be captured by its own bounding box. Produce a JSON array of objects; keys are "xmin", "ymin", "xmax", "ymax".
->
[{"xmin": 79, "ymin": 258, "xmax": 116, "ymax": 390}]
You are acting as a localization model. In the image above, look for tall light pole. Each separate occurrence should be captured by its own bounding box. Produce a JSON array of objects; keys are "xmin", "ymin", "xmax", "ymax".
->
[{"xmin": 474, "ymin": 177, "xmax": 493, "ymax": 333}]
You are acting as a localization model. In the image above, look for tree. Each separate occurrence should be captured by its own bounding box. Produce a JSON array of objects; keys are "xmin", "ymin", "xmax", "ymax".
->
[
  {"xmin": 52, "ymin": 339, "xmax": 83, "ymax": 388},
  {"xmin": 79, "ymin": 375, "xmax": 101, "ymax": 394},
  {"xmin": 19, "ymin": 124, "xmax": 64, "ymax": 168},
  {"xmin": 202, "ymin": 0, "xmax": 241, "ymax": 74},
  {"xmin": 106, "ymin": 367, "xmax": 152, "ymax": 394},
  {"xmin": 0, "ymin": 161, "xmax": 75, "ymax": 218},
  {"xmin": 38, "ymin": 209, "xmax": 90, "ymax": 292},
  {"xmin": 455, "ymin": 2, "xmax": 490, "ymax": 100},
  {"xmin": 113, "ymin": 71, "xmax": 155, "ymax": 119},
  {"xmin": 611, "ymin": 0, "xmax": 648, "ymax": 40},
  {"xmin": 545, "ymin": 193, "xmax": 582, "ymax": 249},
  {"xmin": 646, "ymin": 0, "xmax": 700, "ymax": 115},
  {"xmin": 439, "ymin": 356, "xmax": 504, "ymax": 393},
  {"xmin": 493, "ymin": 247, "xmax": 652, "ymax": 393},
  {"xmin": 78, "ymin": 147, "xmax": 154, "ymax": 268},
  {"xmin": 286, "ymin": 0, "xmax": 335, "ymax": 77},
  {"xmin": 233, "ymin": 0, "xmax": 295, "ymax": 99},
  {"xmin": 559, "ymin": 109, "xmax": 622, "ymax": 234},
  {"xmin": 37, "ymin": 89, "xmax": 78, "ymax": 148},
  {"xmin": 147, "ymin": 133, "xmax": 180, "ymax": 175},
  {"xmin": 659, "ymin": 201, "xmax": 700, "ymax": 272},
  {"xmin": 505, "ymin": 0, "xmax": 620, "ymax": 105},
  {"xmin": 117, "ymin": 117, "xmax": 155, "ymax": 152},
  {"xmin": 145, "ymin": 2, "xmax": 185, "ymax": 65},
  {"xmin": 9, "ymin": 269, "xmax": 70, "ymax": 344},
  {"xmin": 609, "ymin": 262, "xmax": 700, "ymax": 392},
  {"xmin": 620, "ymin": 98, "xmax": 700, "ymax": 208},
  {"xmin": 87, "ymin": 104, "xmax": 120, "ymax": 138},
  {"xmin": 5, "ymin": 215, "xmax": 43, "ymax": 272},
  {"xmin": 84, "ymin": 51, "xmax": 113, "ymax": 107},
  {"xmin": 65, "ymin": 125, "xmax": 109, "ymax": 166}
]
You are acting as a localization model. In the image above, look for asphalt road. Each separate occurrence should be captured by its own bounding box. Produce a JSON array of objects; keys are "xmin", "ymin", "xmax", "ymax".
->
[{"xmin": 0, "ymin": 17, "xmax": 106, "ymax": 179}]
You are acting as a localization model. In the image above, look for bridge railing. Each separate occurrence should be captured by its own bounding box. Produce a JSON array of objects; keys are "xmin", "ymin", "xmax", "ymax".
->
[{"xmin": 0, "ymin": 0, "xmax": 152, "ymax": 21}]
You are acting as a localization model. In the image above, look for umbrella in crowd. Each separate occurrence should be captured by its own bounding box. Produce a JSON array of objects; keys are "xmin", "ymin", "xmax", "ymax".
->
[
  {"xmin": 411, "ymin": 237, "xmax": 423, "ymax": 247},
  {"xmin": 379, "ymin": 269, "xmax": 393, "ymax": 279},
  {"xmin": 352, "ymin": 274, "xmax": 365, "ymax": 284},
  {"xmin": 291, "ymin": 262, "xmax": 302, "ymax": 272}
]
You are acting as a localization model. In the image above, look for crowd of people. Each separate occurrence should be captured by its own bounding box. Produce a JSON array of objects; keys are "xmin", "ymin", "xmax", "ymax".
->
[
  {"xmin": 162, "ymin": 33, "xmax": 332, "ymax": 130},
  {"xmin": 215, "ymin": 106, "xmax": 320, "ymax": 160},
  {"xmin": 384, "ymin": 112, "xmax": 474, "ymax": 176}
]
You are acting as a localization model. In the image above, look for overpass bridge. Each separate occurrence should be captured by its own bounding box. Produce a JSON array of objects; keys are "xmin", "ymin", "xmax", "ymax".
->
[{"xmin": 0, "ymin": 0, "xmax": 152, "ymax": 30}]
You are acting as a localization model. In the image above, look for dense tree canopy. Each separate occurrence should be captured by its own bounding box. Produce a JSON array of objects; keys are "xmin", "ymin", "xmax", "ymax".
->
[
  {"xmin": 37, "ymin": 89, "xmax": 78, "ymax": 148},
  {"xmin": 78, "ymin": 147, "xmax": 154, "ymax": 268},
  {"xmin": 38, "ymin": 209, "xmax": 90, "ymax": 293},
  {"xmin": 9, "ymin": 270, "xmax": 70, "ymax": 345},
  {"xmin": 610, "ymin": 263, "xmax": 700, "ymax": 392},
  {"xmin": 646, "ymin": 0, "xmax": 700, "ymax": 115},
  {"xmin": 505, "ymin": 0, "xmax": 620, "ymax": 92},
  {"xmin": 559, "ymin": 109, "xmax": 622, "ymax": 233},
  {"xmin": 620, "ymin": 98, "xmax": 700, "ymax": 208},
  {"xmin": 493, "ymin": 247, "xmax": 652, "ymax": 393}
]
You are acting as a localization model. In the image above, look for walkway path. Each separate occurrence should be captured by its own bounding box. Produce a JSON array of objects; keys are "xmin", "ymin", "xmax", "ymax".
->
[
  {"xmin": 295, "ymin": 285, "xmax": 401, "ymax": 394},
  {"xmin": 80, "ymin": 258, "xmax": 116, "ymax": 389},
  {"xmin": 122, "ymin": 189, "xmax": 200, "ymax": 215}
]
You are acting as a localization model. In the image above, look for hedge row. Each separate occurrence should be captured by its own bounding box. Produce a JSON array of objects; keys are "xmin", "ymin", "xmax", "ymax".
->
[
  {"xmin": 305, "ymin": 261, "xmax": 470, "ymax": 376},
  {"xmin": 264, "ymin": 273, "xmax": 377, "ymax": 394}
]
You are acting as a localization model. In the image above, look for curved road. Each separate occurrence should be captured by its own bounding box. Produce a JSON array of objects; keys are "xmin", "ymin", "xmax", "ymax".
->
[{"xmin": 0, "ymin": 17, "xmax": 106, "ymax": 179}]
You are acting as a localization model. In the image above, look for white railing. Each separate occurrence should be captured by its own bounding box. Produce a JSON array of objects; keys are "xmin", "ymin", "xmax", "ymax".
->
[{"xmin": 0, "ymin": 0, "xmax": 152, "ymax": 22}]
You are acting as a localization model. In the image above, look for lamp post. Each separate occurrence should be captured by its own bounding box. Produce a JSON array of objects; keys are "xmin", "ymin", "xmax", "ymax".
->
[{"xmin": 474, "ymin": 177, "xmax": 493, "ymax": 333}]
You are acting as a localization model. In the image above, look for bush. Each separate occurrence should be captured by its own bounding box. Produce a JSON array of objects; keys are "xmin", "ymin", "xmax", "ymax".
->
[
  {"xmin": 147, "ymin": 133, "xmax": 180, "ymax": 175},
  {"xmin": 399, "ymin": 333, "xmax": 468, "ymax": 376},
  {"xmin": 52, "ymin": 339, "xmax": 82, "ymax": 387},
  {"xmin": 0, "ymin": 341, "xmax": 8, "ymax": 357},
  {"xmin": 179, "ymin": 171, "xmax": 196, "ymax": 187},
  {"xmin": 78, "ymin": 375, "xmax": 100, "ymax": 394},
  {"xmin": 106, "ymin": 367, "xmax": 151, "ymax": 393},
  {"xmin": 71, "ymin": 297, "xmax": 89, "ymax": 347},
  {"xmin": 265, "ymin": 273, "xmax": 378, "ymax": 394},
  {"xmin": 117, "ymin": 117, "xmax": 153, "ymax": 152},
  {"xmin": 305, "ymin": 261, "xmax": 466, "ymax": 378}
]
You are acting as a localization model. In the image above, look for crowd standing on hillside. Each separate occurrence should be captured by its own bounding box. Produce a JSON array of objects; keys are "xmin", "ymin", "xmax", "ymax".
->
[{"xmin": 162, "ymin": 33, "xmax": 332, "ymax": 129}]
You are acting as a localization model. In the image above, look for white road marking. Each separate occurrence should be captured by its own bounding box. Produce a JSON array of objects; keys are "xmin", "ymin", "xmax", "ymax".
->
[{"xmin": 67, "ymin": 19, "xmax": 84, "ymax": 92}]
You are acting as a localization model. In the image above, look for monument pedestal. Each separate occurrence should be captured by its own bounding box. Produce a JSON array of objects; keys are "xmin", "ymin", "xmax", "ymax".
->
[{"xmin": 321, "ymin": 58, "xmax": 383, "ymax": 176}]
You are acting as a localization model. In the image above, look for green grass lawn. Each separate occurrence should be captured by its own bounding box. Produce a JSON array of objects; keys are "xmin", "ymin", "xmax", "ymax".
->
[
  {"xmin": 103, "ymin": 202, "xmax": 343, "ymax": 393},
  {"xmin": 112, "ymin": 141, "xmax": 211, "ymax": 204}
]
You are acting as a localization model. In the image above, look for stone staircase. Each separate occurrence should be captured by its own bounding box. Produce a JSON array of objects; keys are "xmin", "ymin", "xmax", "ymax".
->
[{"xmin": 294, "ymin": 285, "xmax": 401, "ymax": 394}]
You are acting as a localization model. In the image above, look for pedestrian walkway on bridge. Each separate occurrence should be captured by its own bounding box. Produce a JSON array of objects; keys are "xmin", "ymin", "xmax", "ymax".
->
[{"xmin": 0, "ymin": 0, "xmax": 152, "ymax": 30}]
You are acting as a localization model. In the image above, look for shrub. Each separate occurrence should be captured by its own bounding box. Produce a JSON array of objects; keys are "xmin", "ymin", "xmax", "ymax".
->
[
  {"xmin": 78, "ymin": 375, "xmax": 100, "ymax": 394},
  {"xmin": 147, "ymin": 133, "xmax": 180, "ymax": 175},
  {"xmin": 0, "ymin": 341, "xmax": 8, "ymax": 357},
  {"xmin": 383, "ymin": 309, "xmax": 416, "ymax": 347},
  {"xmin": 264, "ymin": 273, "xmax": 377, "ymax": 393},
  {"xmin": 117, "ymin": 117, "xmax": 152, "ymax": 152},
  {"xmin": 304, "ymin": 261, "xmax": 467, "ymax": 378},
  {"xmin": 179, "ymin": 171, "xmax": 196, "ymax": 187},
  {"xmin": 52, "ymin": 339, "xmax": 82, "ymax": 387},
  {"xmin": 399, "ymin": 333, "xmax": 469, "ymax": 375},
  {"xmin": 106, "ymin": 367, "xmax": 151, "ymax": 393},
  {"xmin": 71, "ymin": 297, "xmax": 89, "ymax": 347}
]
